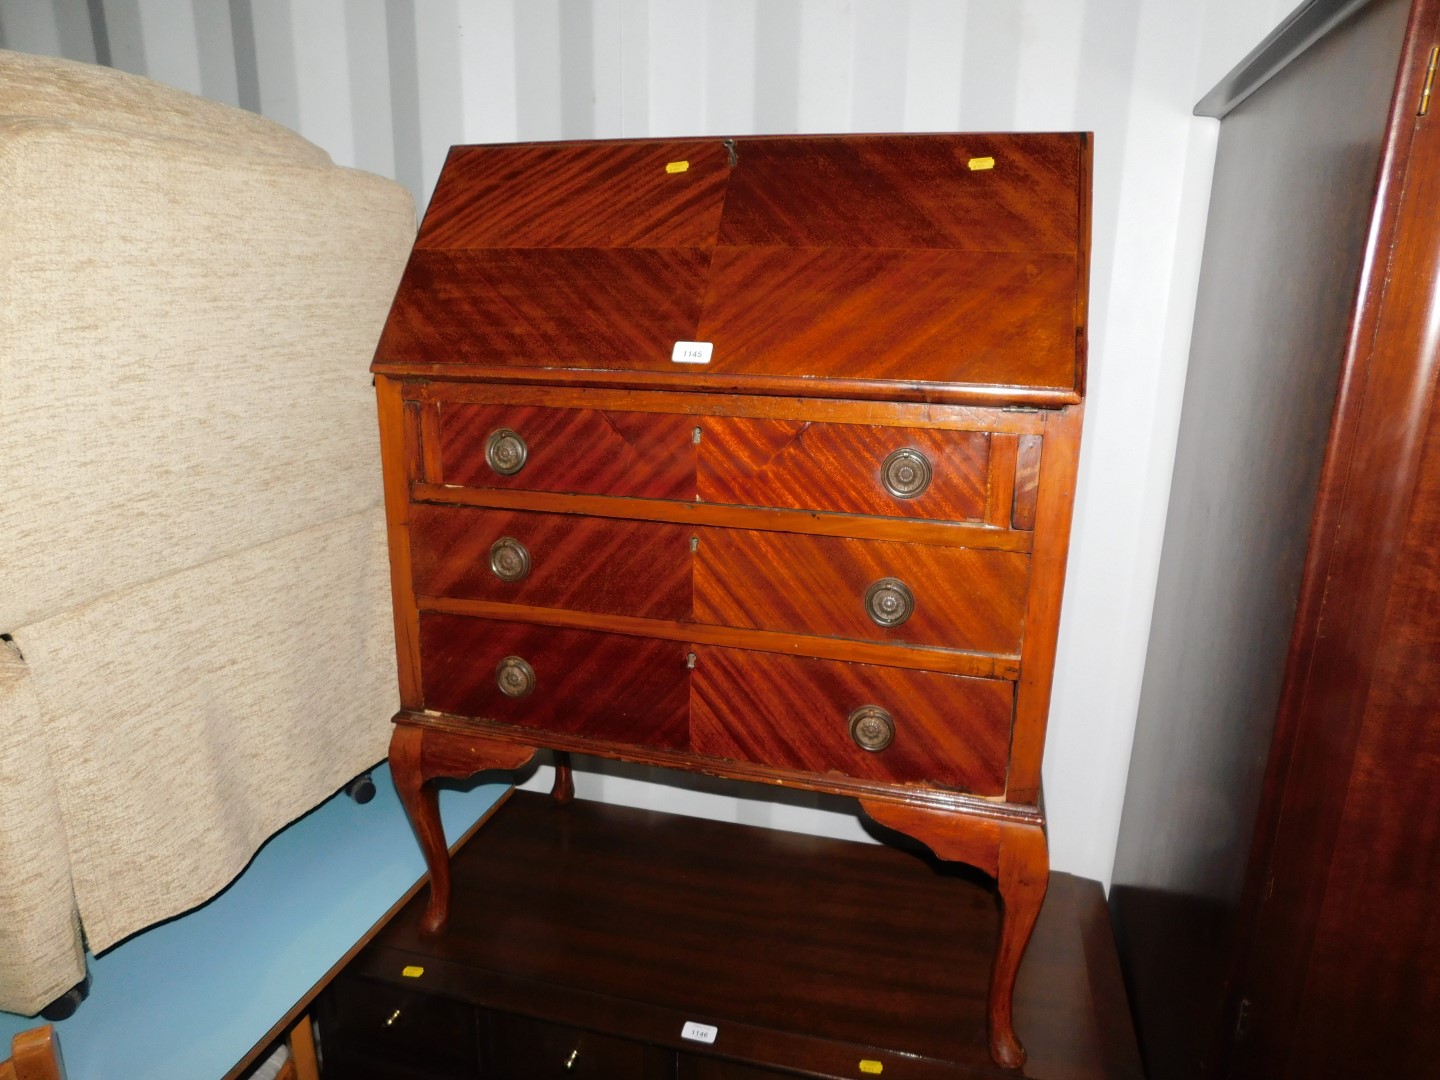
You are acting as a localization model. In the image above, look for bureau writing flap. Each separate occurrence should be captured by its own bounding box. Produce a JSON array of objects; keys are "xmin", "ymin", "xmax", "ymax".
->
[{"xmin": 374, "ymin": 132, "xmax": 1090, "ymax": 407}]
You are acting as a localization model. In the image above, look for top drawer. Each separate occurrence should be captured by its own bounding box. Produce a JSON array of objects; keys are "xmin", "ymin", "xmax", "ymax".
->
[
  {"xmin": 436, "ymin": 402, "xmax": 695, "ymax": 499},
  {"xmin": 698, "ymin": 417, "xmax": 989, "ymax": 522},
  {"xmin": 432, "ymin": 402, "xmax": 995, "ymax": 524}
]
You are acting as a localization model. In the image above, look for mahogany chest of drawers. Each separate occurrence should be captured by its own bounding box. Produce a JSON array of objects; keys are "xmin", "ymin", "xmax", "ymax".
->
[{"xmin": 372, "ymin": 132, "xmax": 1091, "ymax": 1068}]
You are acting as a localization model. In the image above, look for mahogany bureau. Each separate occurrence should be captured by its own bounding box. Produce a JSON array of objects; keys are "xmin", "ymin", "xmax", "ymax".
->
[{"xmin": 372, "ymin": 132, "xmax": 1091, "ymax": 1069}]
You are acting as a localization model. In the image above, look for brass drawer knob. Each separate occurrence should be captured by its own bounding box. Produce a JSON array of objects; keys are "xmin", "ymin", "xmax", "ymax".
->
[
  {"xmin": 495, "ymin": 655, "xmax": 536, "ymax": 698},
  {"xmin": 488, "ymin": 537, "xmax": 531, "ymax": 582},
  {"xmin": 881, "ymin": 446, "xmax": 932, "ymax": 499},
  {"xmin": 848, "ymin": 705, "xmax": 895, "ymax": 752},
  {"xmin": 864, "ymin": 577, "xmax": 915, "ymax": 627},
  {"xmin": 485, "ymin": 428, "xmax": 528, "ymax": 475}
]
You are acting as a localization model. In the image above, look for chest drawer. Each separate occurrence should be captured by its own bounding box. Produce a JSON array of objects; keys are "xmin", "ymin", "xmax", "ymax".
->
[
  {"xmin": 429, "ymin": 400, "xmax": 1004, "ymax": 530},
  {"xmin": 698, "ymin": 417, "xmax": 990, "ymax": 521},
  {"xmin": 436, "ymin": 402, "xmax": 696, "ymax": 498},
  {"xmin": 694, "ymin": 529, "xmax": 1028, "ymax": 654},
  {"xmin": 420, "ymin": 615, "xmax": 690, "ymax": 749},
  {"xmin": 410, "ymin": 505, "xmax": 693, "ymax": 620},
  {"xmin": 319, "ymin": 976, "xmax": 479, "ymax": 1079},
  {"xmin": 488, "ymin": 1012, "xmax": 673, "ymax": 1079},
  {"xmin": 691, "ymin": 647, "xmax": 1011, "ymax": 796}
]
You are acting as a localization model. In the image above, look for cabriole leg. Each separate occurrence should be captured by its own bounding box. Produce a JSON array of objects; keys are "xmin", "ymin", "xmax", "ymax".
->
[
  {"xmin": 389, "ymin": 723, "xmax": 538, "ymax": 935},
  {"xmin": 551, "ymin": 750, "xmax": 575, "ymax": 804},
  {"xmin": 389, "ymin": 725, "xmax": 451, "ymax": 934},
  {"xmin": 858, "ymin": 799, "xmax": 1048, "ymax": 1070},
  {"xmin": 989, "ymin": 820, "xmax": 1049, "ymax": 1069}
]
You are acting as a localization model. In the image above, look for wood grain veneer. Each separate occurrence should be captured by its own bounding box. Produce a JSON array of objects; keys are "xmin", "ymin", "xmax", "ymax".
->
[
  {"xmin": 695, "ymin": 248, "xmax": 1079, "ymax": 390},
  {"xmin": 713, "ymin": 134, "xmax": 1083, "ymax": 252},
  {"xmin": 410, "ymin": 505, "xmax": 693, "ymax": 621},
  {"xmin": 690, "ymin": 647, "xmax": 1012, "ymax": 795},
  {"xmin": 693, "ymin": 528, "xmax": 1029, "ymax": 654},
  {"xmin": 437, "ymin": 402, "xmax": 696, "ymax": 498},
  {"xmin": 416, "ymin": 139, "xmax": 730, "ymax": 251},
  {"xmin": 419, "ymin": 615, "xmax": 690, "ymax": 750},
  {"xmin": 698, "ymin": 416, "xmax": 990, "ymax": 521}
]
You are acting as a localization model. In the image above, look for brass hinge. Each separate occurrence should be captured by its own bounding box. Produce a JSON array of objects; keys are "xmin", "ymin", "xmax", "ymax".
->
[{"xmin": 1420, "ymin": 45, "xmax": 1438, "ymax": 115}]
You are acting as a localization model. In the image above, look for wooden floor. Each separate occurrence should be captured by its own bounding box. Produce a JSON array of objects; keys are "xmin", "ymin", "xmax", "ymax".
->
[{"xmin": 347, "ymin": 791, "xmax": 1142, "ymax": 1079}]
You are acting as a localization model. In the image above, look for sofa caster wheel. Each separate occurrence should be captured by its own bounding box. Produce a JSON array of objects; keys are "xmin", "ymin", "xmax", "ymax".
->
[
  {"xmin": 344, "ymin": 772, "xmax": 376, "ymax": 804},
  {"xmin": 40, "ymin": 972, "xmax": 91, "ymax": 1021}
]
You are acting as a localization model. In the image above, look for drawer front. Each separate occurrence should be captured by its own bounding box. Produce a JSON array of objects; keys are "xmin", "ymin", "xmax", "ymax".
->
[
  {"xmin": 437, "ymin": 402, "xmax": 696, "ymax": 498},
  {"xmin": 420, "ymin": 615, "xmax": 690, "ymax": 749},
  {"xmin": 320, "ymin": 977, "xmax": 479, "ymax": 1079},
  {"xmin": 694, "ymin": 529, "xmax": 1028, "ymax": 654},
  {"xmin": 411, "ymin": 505, "xmax": 693, "ymax": 620},
  {"xmin": 698, "ymin": 418, "xmax": 989, "ymax": 521},
  {"xmin": 691, "ymin": 648, "xmax": 1010, "ymax": 795},
  {"xmin": 487, "ymin": 1011, "xmax": 672, "ymax": 1079}
]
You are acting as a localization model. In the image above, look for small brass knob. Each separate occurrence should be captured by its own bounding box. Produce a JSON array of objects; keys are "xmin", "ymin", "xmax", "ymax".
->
[
  {"xmin": 848, "ymin": 705, "xmax": 895, "ymax": 752},
  {"xmin": 485, "ymin": 428, "xmax": 528, "ymax": 476},
  {"xmin": 881, "ymin": 447, "xmax": 932, "ymax": 499},
  {"xmin": 495, "ymin": 655, "xmax": 536, "ymax": 698},
  {"xmin": 488, "ymin": 537, "xmax": 531, "ymax": 582},
  {"xmin": 864, "ymin": 577, "xmax": 914, "ymax": 627}
]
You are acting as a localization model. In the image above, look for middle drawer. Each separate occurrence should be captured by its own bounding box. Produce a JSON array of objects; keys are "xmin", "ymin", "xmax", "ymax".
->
[
  {"xmin": 410, "ymin": 504, "xmax": 693, "ymax": 620},
  {"xmin": 410, "ymin": 505, "xmax": 1027, "ymax": 654},
  {"xmin": 694, "ymin": 527, "xmax": 1027, "ymax": 654}
]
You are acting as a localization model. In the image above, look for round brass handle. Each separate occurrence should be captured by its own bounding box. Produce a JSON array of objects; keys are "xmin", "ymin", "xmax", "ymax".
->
[
  {"xmin": 495, "ymin": 655, "xmax": 536, "ymax": 698},
  {"xmin": 488, "ymin": 537, "xmax": 531, "ymax": 582},
  {"xmin": 485, "ymin": 428, "xmax": 528, "ymax": 476},
  {"xmin": 864, "ymin": 577, "xmax": 915, "ymax": 627},
  {"xmin": 881, "ymin": 447, "xmax": 932, "ymax": 499},
  {"xmin": 848, "ymin": 705, "xmax": 895, "ymax": 752}
]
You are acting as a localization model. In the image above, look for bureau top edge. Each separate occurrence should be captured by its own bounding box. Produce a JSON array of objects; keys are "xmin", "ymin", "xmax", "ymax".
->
[
  {"xmin": 374, "ymin": 132, "xmax": 1093, "ymax": 402},
  {"xmin": 368, "ymin": 364, "xmax": 1083, "ymax": 410}
]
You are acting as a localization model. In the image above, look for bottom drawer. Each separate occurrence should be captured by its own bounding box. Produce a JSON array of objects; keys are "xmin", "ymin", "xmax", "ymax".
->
[
  {"xmin": 488, "ymin": 1011, "xmax": 673, "ymax": 1078},
  {"xmin": 420, "ymin": 614, "xmax": 691, "ymax": 750},
  {"xmin": 691, "ymin": 647, "xmax": 1012, "ymax": 796}
]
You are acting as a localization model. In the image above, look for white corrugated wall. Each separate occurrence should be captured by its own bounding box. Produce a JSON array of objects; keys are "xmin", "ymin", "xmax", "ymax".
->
[{"xmin": 0, "ymin": 0, "xmax": 1300, "ymax": 887}]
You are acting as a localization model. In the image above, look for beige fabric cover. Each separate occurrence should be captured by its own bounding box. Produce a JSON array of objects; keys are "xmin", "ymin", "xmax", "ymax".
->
[
  {"xmin": 0, "ymin": 49, "xmax": 329, "ymax": 166},
  {"xmin": 0, "ymin": 50, "xmax": 415, "ymax": 1014},
  {"xmin": 0, "ymin": 643, "xmax": 85, "ymax": 1013},
  {"xmin": 10, "ymin": 511, "xmax": 396, "ymax": 953}
]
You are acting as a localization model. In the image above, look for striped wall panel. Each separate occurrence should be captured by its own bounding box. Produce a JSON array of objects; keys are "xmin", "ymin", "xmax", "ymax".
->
[{"xmin": 0, "ymin": 0, "xmax": 1299, "ymax": 885}]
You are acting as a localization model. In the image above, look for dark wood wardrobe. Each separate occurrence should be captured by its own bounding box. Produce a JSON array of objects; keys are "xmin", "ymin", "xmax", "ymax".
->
[{"xmin": 1110, "ymin": 0, "xmax": 1440, "ymax": 1077}]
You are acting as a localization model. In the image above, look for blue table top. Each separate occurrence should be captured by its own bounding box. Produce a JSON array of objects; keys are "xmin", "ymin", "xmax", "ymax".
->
[{"xmin": 0, "ymin": 764, "xmax": 508, "ymax": 1080}]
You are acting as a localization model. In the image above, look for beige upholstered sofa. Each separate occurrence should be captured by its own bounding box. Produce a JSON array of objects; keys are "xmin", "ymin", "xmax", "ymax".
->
[{"xmin": 0, "ymin": 50, "xmax": 415, "ymax": 1015}]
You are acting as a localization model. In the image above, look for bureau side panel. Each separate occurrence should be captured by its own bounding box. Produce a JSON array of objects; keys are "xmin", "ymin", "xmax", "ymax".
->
[
  {"xmin": 1006, "ymin": 404, "xmax": 1083, "ymax": 805},
  {"xmin": 376, "ymin": 375, "xmax": 422, "ymax": 709}
]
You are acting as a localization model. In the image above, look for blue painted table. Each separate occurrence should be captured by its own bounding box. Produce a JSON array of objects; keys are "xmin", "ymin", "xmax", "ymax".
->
[{"xmin": 0, "ymin": 764, "xmax": 508, "ymax": 1080}]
